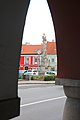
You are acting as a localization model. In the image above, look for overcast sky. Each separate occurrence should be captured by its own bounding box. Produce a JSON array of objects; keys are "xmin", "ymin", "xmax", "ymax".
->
[{"xmin": 22, "ymin": 0, "xmax": 55, "ymax": 45}]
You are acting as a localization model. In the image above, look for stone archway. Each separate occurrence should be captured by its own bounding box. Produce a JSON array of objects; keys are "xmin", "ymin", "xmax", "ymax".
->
[{"xmin": 0, "ymin": 0, "xmax": 80, "ymax": 119}]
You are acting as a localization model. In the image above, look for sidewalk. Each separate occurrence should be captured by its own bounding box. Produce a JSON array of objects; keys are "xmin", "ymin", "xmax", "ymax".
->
[{"xmin": 18, "ymin": 79, "xmax": 55, "ymax": 85}]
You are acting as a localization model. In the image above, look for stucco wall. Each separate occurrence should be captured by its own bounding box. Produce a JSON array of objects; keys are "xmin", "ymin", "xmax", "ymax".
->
[{"xmin": 48, "ymin": 0, "xmax": 80, "ymax": 80}]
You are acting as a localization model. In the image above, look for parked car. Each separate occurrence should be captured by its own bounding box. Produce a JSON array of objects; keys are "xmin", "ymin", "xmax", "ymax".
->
[
  {"xmin": 19, "ymin": 70, "xmax": 26, "ymax": 75},
  {"xmin": 45, "ymin": 71, "xmax": 57, "ymax": 76},
  {"xmin": 23, "ymin": 69, "xmax": 38, "ymax": 76}
]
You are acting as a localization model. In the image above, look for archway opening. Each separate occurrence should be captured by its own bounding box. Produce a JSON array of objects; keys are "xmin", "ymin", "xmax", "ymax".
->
[{"xmin": 19, "ymin": 0, "xmax": 57, "ymax": 79}]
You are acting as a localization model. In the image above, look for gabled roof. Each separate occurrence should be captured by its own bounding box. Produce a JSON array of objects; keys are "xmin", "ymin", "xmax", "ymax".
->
[{"xmin": 21, "ymin": 41, "xmax": 56, "ymax": 55}]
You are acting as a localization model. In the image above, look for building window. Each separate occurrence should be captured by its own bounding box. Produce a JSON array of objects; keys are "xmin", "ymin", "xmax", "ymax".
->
[
  {"xmin": 25, "ymin": 57, "xmax": 29, "ymax": 64},
  {"xmin": 52, "ymin": 58, "xmax": 54, "ymax": 62},
  {"xmin": 35, "ymin": 58, "xmax": 37, "ymax": 62}
]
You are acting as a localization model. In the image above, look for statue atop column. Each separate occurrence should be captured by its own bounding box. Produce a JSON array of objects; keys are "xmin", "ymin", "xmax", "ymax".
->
[{"xmin": 41, "ymin": 33, "xmax": 48, "ymax": 73}]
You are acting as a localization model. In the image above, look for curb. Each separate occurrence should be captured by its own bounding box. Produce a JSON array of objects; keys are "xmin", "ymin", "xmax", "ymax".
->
[{"xmin": 18, "ymin": 80, "xmax": 55, "ymax": 85}]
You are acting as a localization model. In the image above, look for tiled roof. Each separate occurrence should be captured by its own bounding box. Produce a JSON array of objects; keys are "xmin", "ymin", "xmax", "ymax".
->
[
  {"xmin": 21, "ymin": 41, "xmax": 56, "ymax": 55},
  {"xmin": 47, "ymin": 42, "xmax": 56, "ymax": 54}
]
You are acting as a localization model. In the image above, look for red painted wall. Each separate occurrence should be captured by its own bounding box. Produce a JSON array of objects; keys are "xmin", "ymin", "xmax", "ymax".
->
[
  {"xmin": 19, "ymin": 56, "xmax": 24, "ymax": 70},
  {"xmin": 19, "ymin": 56, "xmax": 38, "ymax": 70}
]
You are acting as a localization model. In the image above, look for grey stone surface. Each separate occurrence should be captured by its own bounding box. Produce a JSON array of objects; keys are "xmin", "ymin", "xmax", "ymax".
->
[
  {"xmin": 55, "ymin": 78, "xmax": 80, "ymax": 86},
  {"xmin": 56, "ymin": 78, "xmax": 80, "ymax": 120},
  {"xmin": 63, "ymin": 98, "xmax": 80, "ymax": 120},
  {"xmin": 63, "ymin": 86, "xmax": 80, "ymax": 98}
]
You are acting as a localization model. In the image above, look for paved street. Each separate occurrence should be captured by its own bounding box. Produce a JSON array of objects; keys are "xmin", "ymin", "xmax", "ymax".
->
[{"xmin": 12, "ymin": 84, "xmax": 66, "ymax": 120}]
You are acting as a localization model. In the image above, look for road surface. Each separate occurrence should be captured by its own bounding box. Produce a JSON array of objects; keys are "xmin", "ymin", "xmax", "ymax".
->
[{"xmin": 12, "ymin": 84, "xmax": 66, "ymax": 120}]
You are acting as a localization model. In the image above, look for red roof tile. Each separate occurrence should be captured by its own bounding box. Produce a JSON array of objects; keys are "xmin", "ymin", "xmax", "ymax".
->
[
  {"xmin": 21, "ymin": 41, "xmax": 56, "ymax": 55},
  {"xmin": 47, "ymin": 42, "xmax": 56, "ymax": 54}
]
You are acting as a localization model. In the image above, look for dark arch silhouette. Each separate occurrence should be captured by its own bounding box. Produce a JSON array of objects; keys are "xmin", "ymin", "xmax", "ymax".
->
[{"xmin": 0, "ymin": 0, "xmax": 80, "ymax": 119}]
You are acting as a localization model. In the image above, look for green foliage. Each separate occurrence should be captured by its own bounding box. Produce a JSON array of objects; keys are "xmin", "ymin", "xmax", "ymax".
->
[
  {"xmin": 31, "ymin": 75, "xmax": 44, "ymax": 80},
  {"xmin": 19, "ymin": 73, "xmax": 56, "ymax": 81},
  {"xmin": 31, "ymin": 75, "xmax": 55, "ymax": 81},
  {"xmin": 44, "ymin": 75, "xmax": 55, "ymax": 81},
  {"xmin": 18, "ymin": 74, "xmax": 24, "ymax": 79},
  {"xmin": 19, "ymin": 74, "xmax": 29, "ymax": 80}
]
